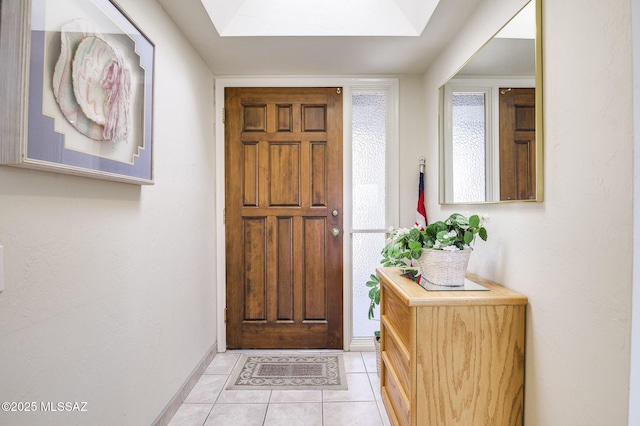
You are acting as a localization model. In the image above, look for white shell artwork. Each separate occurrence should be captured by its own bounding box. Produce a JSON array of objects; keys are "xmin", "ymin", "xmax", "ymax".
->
[
  {"xmin": 53, "ymin": 19, "xmax": 131, "ymax": 142},
  {"xmin": 53, "ymin": 19, "xmax": 105, "ymax": 140},
  {"xmin": 72, "ymin": 36, "xmax": 116, "ymax": 126}
]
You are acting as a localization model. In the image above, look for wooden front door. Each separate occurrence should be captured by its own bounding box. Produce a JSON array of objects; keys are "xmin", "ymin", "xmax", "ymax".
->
[
  {"xmin": 225, "ymin": 87, "xmax": 343, "ymax": 349},
  {"xmin": 499, "ymin": 87, "xmax": 536, "ymax": 201}
]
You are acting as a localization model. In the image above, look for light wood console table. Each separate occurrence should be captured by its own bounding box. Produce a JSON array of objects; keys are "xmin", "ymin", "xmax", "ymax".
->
[{"xmin": 376, "ymin": 267, "xmax": 527, "ymax": 426}]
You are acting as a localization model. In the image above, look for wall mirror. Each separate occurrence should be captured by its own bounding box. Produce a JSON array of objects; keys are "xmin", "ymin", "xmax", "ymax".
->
[{"xmin": 439, "ymin": 0, "xmax": 542, "ymax": 204}]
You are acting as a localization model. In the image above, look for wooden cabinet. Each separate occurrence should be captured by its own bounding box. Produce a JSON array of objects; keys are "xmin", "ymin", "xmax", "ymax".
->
[{"xmin": 377, "ymin": 268, "xmax": 527, "ymax": 426}]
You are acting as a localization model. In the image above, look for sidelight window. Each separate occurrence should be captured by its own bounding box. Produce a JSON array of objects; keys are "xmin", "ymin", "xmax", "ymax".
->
[{"xmin": 350, "ymin": 90, "xmax": 394, "ymax": 340}]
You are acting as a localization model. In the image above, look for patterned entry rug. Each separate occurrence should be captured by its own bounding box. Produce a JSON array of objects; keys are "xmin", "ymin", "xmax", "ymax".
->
[{"xmin": 226, "ymin": 353, "xmax": 348, "ymax": 390}]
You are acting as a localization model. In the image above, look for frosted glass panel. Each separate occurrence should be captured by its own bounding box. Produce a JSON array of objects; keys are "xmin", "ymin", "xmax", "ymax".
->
[
  {"xmin": 352, "ymin": 93, "xmax": 386, "ymax": 230},
  {"xmin": 352, "ymin": 232, "xmax": 387, "ymax": 338},
  {"xmin": 452, "ymin": 92, "xmax": 486, "ymax": 202}
]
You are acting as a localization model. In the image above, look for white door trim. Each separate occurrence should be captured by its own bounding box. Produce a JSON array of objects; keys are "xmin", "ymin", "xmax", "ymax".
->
[
  {"xmin": 630, "ymin": 0, "xmax": 640, "ymax": 422},
  {"xmin": 215, "ymin": 76, "xmax": 399, "ymax": 352}
]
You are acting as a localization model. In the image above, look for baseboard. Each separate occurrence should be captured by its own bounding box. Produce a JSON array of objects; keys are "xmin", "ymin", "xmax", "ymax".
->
[
  {"xmin": 349, "ymin": 336, "xmax": 376, "ymax": 352},
  {"xmin": 151, "ymin": 342, "xmax": 217, "ymax": 426}
]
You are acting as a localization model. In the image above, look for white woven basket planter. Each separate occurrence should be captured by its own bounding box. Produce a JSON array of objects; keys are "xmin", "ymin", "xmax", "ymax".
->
[{"xmin": 418, "ymin": 248, "xmax": 472, "ymax": 287}]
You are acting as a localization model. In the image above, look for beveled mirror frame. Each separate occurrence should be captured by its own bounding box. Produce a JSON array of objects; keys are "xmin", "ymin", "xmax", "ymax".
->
[{"xmin": 438, "ymin": 0, "xmax": 543, "ymax": 204}]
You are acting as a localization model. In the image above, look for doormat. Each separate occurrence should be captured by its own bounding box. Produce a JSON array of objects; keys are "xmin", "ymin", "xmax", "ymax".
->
[{"xmin": 226, "ymin": 353, "xmax": 348, "ymax": 390}]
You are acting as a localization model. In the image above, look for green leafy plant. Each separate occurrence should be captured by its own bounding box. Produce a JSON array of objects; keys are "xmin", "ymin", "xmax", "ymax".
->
[
  {"xmin": 366, "ymin": 274, "xmax": 381, "ymax": 343},
  {"xmin": 366, "ymin": 227, "xmax": 422, "ymax": 325},
  {"xmin": 365, "ymin": 227, "xmax": 425, "ymax": 327},
  {"xmin": 366, "ymin": 273, "xmax": 380, "ymax": 320},
  {"xmin": 422, "ymin": 213, "xmax": 488, "ymax": 251},
  {"xmin": 380, "ymin": 227, "xmax": 426, "ymax": 266}
]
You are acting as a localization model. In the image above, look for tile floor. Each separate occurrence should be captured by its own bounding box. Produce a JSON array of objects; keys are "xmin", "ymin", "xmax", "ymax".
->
[{"xmin": 167, "ymin": 351, "xmax": 391, "ymax": 426}]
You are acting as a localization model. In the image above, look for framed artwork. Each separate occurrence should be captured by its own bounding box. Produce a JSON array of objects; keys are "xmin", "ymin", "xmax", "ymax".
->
[{"xmin": 0, "ymin": 0, "xmax": 154, "ymax": 184}]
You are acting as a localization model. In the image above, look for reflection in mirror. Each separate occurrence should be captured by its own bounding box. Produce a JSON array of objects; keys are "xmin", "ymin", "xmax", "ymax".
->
[{"xmin": 439, "ymin": 0, "xmax": 542, "ymax": 204}]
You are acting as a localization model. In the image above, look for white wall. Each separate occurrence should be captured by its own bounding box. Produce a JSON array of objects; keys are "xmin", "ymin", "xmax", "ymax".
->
[
  {"xmin": 398, "ymin": 75, "xmax": 429, "ymax": 224},
  {"xmin": 0, "ymin": 0, "xmax": 217, "ymax": 424},
  {"xmin": 423, "ymin": 0, "xmax": 633, "ymax": 424}
]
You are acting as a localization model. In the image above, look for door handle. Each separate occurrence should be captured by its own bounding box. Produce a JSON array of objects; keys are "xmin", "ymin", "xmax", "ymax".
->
[{"xmin": 330, "ymin": 228, "xmax": 340, "ymax": 237}]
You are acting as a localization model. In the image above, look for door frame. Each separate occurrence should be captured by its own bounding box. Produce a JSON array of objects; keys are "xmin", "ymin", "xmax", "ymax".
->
[{"xmin": 215, "ymin": 77, "xmax": 399, "ymax": 352}]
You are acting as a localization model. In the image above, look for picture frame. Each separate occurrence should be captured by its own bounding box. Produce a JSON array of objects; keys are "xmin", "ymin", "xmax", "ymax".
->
[{"xmin": 0, "ymin": 0, "xmax": 155, "ymax": 185}]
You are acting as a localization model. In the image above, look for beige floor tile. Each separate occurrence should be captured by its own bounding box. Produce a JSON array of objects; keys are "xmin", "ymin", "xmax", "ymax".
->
[
  {"xmin": 184, "ymin": 375, "xmax": 227, "ymax": 404},
  {"xmin": 216, "ymin": 388, "xmax": 272, "ymax": 404},
  {"xmin": 367, "ymin": 372, "xmax": 382, "ymax": 402},
  {"xmin": 323, "ymin": 401, "xmax": 383, "ymax": 426},
  {"xmin": 361, "ymin": 351, "xmax": 378, "ymax": 374},
  {"xmin": 269, "ymin": 389, "xmax": 322, "ymax": 403},
  {"xmin": 323, "ymin": 373, "xmax": 375, "ymax": 402},
  {"xmin": 167, "ymin": 403, "xmax": 212, "ymax": 426},
  {"xmin": 204, "ymin": 353, "xmax": 240, "ymax": 375},
  {"xmin": 342, "ymin": 352, "xmax": 366, "ymax": 373},
  {"xmin": 263, "ymin": 402, "xmax": 322, "ymax": 426},
  {"xmin": 204, "ymin": 403, "xmax": 267, "ymax": 426}
]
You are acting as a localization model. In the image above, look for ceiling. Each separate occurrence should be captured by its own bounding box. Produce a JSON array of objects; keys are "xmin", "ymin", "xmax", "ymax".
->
[{"xmin": 156, "ymin": 0, "xmax": 484, "ymax": 75}]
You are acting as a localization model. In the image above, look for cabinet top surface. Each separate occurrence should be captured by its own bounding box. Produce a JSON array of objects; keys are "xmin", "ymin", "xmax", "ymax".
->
[{"xmin": 376, "ymin": 267, "xmax": 528, "ymax": 306}]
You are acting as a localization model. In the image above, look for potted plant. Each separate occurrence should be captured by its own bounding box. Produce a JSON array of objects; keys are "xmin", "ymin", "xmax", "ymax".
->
[
  {"xmin": 366, "ymin": 213, "xmax": 488, "ymax": 326},
  {"xmin": 366, "ymin": 214, "xmax": 488, "ymax": 373},
  {"xmin": 417, "ymin": 213, "xmax": 488, "ymax": 286}
]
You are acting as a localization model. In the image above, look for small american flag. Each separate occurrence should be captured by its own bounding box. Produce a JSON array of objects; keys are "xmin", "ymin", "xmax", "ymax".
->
[{"xmin": 415, "ymin": 170, "xmax": 427, "ymax": 229}]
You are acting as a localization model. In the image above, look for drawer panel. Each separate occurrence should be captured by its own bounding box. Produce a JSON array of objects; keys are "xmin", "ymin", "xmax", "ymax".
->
[
  {"xmin": 382, "ymin": 284, "xmax": 410, "ymax": 349},
  {"xmin": 383, "ymin": 325, "xmax": 410, "ymax": 398},
  {"xmin": 382, "ymin": 353, "xmax": 411, "ymax": 426}
]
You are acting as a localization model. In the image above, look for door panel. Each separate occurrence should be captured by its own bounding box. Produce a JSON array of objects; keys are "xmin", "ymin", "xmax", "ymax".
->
[
  {"xmin": 499, "ymin": 88, "xmax": 536, "ymax": 201},
  {"xmin": 225, "ymin": 87, "xmax": 343, "ymax": 349},
  {"xmin": 269, "ymin": 143, "xmax": 300, "ymax": 206}
]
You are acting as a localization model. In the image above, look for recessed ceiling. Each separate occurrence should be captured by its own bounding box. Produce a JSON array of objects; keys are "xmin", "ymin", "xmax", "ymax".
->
[
  {"xmin": 201, "ymin": 0, "xmax": 441, "ymax": 36},
  {"xmin": 157, "ymin": 0, "xmax": 485, "ymax": 75}
]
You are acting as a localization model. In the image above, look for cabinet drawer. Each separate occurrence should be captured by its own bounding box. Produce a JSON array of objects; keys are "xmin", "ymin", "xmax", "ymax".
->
[
  {"xmin": 381, "ymin": 316, "xmax": 410, "ymax": 397},
  {"xmin": 382, "ymin": 284, "xmax": 411, "ymax": 349},
  {"xmin": 382, "ymin": 352, "xmax": 411, "ymax": 426}
]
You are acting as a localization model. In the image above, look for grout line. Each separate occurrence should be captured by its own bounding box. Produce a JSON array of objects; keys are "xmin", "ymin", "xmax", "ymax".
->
[{"xmin": 200, "ymin": 404, "xmax": 214, "ymax": 426}]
